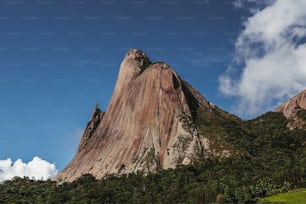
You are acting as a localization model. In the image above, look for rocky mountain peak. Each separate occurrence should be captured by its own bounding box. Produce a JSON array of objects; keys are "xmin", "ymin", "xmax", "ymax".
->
[
  {"xmin": 117, "ymin": 49, "xmax": 151, "ymax": 85},
  {"xmin": 55, "ymin": 49, "xmax": 232, "ymax": 183},
  {"xmin": 125, "ymin": 48, "xmax": 151, "ymax": 70}
]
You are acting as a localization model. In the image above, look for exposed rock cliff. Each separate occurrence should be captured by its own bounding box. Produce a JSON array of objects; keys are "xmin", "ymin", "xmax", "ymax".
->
[
  {"xmin": 55, "ymin": 49, "xmax": 234, "ymax": 182},
  {"xmin": 275, "ymin": 90, "xmax": 306, "ymax": 129}
]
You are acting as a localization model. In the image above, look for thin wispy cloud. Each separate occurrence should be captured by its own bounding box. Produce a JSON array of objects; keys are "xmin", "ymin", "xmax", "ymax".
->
[
  {"xmin": 74, "ymin": 128, "xmax": 84, "ymax": 139},
  {"xmin": 219, "ymin": 0, "xmax": 306, "ymax": 117},
  {"xmin": 185, "ymin": 51, "xmax": 228, "ymax": 67}
]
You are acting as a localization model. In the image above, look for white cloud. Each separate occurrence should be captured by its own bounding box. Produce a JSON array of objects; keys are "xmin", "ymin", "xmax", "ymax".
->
[
  {"xmin": 0, "ymin": 157, "xmax": 58, "ymax": 182},
  {"xmin": 220, "ymin": 0, "xmax": 306, "ymax": 117}
]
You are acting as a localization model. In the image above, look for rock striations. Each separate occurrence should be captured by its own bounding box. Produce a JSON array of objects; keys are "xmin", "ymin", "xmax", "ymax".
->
[
  {"xmin": 55, "ymin": 49, "xmax": 233, "ymax": 182},
  {"xmin": 275, "ymin": 90, "xmax": 306, "ymax": 129}
]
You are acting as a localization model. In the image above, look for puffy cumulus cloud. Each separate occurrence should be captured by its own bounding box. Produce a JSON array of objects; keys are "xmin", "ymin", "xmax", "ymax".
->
[
  {"xmin": 219, "ymin": 0, "xmax": 306, "ymax": 117},
  {"xmin": 0, "ymin": 157, "xmax": 58, "ymax": 182}
]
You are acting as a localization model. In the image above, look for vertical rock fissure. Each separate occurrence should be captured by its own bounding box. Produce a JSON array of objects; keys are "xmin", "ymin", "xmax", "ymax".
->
[
  {"xmin": 156, "ymin": 69, "xmax": 163, "ymax": 170},
  {"xmin": 172, "ymin": 73, "xmax": 184, "ymax": 112}
]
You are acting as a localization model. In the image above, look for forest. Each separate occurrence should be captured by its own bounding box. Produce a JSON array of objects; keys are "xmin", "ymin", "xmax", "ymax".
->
[{"xmin": 1, "ymin": 111, "xmax": 306, "ymax": 203}]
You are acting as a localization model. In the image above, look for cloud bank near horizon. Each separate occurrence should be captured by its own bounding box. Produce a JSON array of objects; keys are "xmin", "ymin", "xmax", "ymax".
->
[
  {"xmin": 0, "ymin": 156, "xmax": 58, "ymax": 182},
  {"xmin": 220, "ymin": 0, "xmax": 306, "ymax": 117}
]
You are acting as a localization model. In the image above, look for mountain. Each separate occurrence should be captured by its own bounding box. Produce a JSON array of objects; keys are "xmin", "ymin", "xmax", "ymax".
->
[
  {"xmin": 55, "ymin": 49, "xmax": 240, "ymax": 182},
  {"xmin": 4, "ymin": 50, "xmax": 306, "ymax": 202},
  {"xmin": 275, "ymin": 90, "xmax": 306, "ymax": 129}
]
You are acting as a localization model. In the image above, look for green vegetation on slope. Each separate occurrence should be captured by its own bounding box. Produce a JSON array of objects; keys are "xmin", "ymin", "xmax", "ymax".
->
[
  {"xmin": 1, "ymin": 111, "xmax": 306, "ymax": 203},
  {"xmin": 297, "ymin": 109, "xmax": 306, "ymax": 121},
  {"xmin": 260, "ymin": 189, "xmax": 306, "ymax": 204}
]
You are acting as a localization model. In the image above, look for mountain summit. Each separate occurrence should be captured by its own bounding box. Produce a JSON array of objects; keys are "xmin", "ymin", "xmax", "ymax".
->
[{"xmin": 55, "ymin": 49, "xmax": 236, "ymax": 182}]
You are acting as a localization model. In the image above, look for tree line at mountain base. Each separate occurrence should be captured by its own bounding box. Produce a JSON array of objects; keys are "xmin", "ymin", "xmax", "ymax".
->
[{"xmin": 1, "ymin": 112, "xmax": 306, "ymax": 203}]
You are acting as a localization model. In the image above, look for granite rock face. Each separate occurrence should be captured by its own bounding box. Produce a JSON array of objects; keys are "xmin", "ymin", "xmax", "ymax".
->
[
  {"xmin": 275, "ymin": 90, "xmax": 306, "ymax": 129},
  {"xmin": 55, "ymin": 49, "xmax": 228, "ymax": 182}
]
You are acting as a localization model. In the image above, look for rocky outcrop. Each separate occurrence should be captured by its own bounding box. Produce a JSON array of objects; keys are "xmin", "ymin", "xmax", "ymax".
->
[
  {"xmin": 55, "ymin": 49, "xmax": 232, "ymax": 183},
  {"xmin": 275, "ymin": 90, "xmax": 306, "ymax": 129},
  {"xmin": 78, "ymin": 103, "xmax": 104, "ymax": 151}
]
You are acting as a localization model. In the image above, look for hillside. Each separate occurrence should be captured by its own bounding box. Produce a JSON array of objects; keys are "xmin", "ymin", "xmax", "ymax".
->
[
  {"xmin": 1, "ymin": 108, "xmax": 306, "ymax": 203},
  {"xmin": 260, "ymin": 189, "xmax": 306, "ymax": 204},
  {"xmin": 2, "ymin": 50, "xmax": 306, "ymax": 202}
]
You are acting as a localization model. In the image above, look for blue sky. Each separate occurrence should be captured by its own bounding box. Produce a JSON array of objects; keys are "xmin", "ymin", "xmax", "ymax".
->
[{"xmin": 0, "ymin": 0, "xmax": 306, "ymax": 178}]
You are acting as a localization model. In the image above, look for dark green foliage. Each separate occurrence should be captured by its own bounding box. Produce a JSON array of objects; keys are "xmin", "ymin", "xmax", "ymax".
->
[
  {"xmin": 297, "ymin": 109, "xmax": 306, "ymax": 121},
  {"xmin": 1, "ymin": 111, "xmax": 306, "ymax": 203}
]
